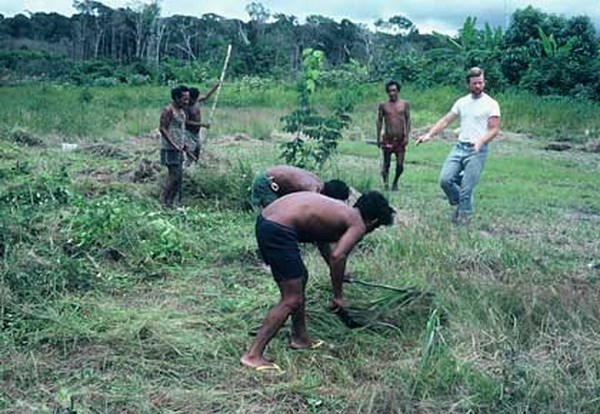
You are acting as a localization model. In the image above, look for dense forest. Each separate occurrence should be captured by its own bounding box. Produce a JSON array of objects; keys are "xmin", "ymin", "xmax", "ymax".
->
[{"xmin": 1, "ymin": 2, "xmax": 599, "ymax": 100}]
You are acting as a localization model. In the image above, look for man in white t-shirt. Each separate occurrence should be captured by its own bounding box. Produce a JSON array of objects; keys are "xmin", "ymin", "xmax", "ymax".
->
[{"xmin": 416, "ymin": 67, "xmax": 501, "ymax": 224}]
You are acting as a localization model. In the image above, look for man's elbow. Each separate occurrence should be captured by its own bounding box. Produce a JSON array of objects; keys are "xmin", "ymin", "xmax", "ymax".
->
[{"xmin": 330, "ymin": 252, "xmax": 347, "ymax": 265}]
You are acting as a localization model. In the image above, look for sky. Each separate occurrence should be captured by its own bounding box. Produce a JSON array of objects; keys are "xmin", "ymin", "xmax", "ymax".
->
[{"xmin": 2, "ymin": 0, "xmax": 599, "ymax": 35}]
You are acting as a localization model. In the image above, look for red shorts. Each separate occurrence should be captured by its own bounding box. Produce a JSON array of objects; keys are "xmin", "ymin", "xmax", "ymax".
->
[{"xmin": 381, "ymin": 136, "xmax": 407, "ymax": 155}]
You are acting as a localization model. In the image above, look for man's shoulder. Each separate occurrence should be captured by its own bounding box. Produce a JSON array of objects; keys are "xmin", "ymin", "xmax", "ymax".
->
[
  {"xmin": 161, "ymin": 104, "xmax": 174, "ymax": 114},
  {"xmin": 482, "ymin": 93, "xmax": 499, "ymax": 105},
  {"xmin": 451, "ymin": 95, "xmax": 470, "ymax": 112},
  {"xmin": 455, "ymin": 94, "xmax": 472, "ymax": 104}
]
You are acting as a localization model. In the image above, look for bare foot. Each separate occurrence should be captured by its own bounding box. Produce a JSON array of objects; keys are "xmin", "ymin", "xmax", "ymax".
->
[
  {"xmin": 290, "ymin": 338, "xmax": 324, "ymax": 350},
  {"xmin": 240, "ymin": 354, "xmax": 280, "ymax": 370}
]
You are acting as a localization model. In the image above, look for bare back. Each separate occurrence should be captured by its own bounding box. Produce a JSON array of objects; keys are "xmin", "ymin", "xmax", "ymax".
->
[
  {"xmin": 262, "ymin": 192, "xmax": 364, "ymax": 243},
  {"xmin": 379, "ymin": 100, "xmax": 410, "ymax": 140},
  {"xmin": 266, "ymin": 165, "xmax": 323, "ymax": 195}
]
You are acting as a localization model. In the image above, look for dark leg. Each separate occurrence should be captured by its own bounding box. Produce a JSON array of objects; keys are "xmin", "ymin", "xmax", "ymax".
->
[
  {"xmin": 162, "ymin": 165, "xmax": 179, "ymax": 207},
  {"xmin": 289, "ymin": 267, "xmax": 313, "ymax": 348},
  {"xmin": 391, "ymin": 150, "xmax": 406, "ymax": 191},
  {"xmin": 241, "ymin": 277, "xmax": 305, "ymax": 369},
  {"xmin": 381, "ymin": 150, "xmax": 391, "ymax": 190},
  {"xmin": 175, "ymin": 162, "xmax": 183, "ymax": 206}
]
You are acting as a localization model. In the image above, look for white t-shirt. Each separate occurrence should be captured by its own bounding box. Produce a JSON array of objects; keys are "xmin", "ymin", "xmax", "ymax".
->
[{"xmin": 450, "ymin": 93, "xmax": 500, "ymax": 143}]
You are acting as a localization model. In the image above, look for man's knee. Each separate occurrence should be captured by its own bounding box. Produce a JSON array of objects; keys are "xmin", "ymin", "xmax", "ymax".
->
[
  {"xmin": 395, "ymin": 161, "xmax": 404, "ymax": 174},
  {"xmin": 281, "ymin": 293, "xmax": 303, "ymax": 310},
  {"xmin": 382, "ymin": 158, "xmax": 391, "ymax": 172},
  {"xmin": 439, "ymin": 175, "xmax": 452, "ymax": 188}
]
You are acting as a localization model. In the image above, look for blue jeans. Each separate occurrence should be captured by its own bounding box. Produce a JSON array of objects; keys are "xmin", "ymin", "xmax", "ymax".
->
[{"xmin": 439, "ymin": 142, "xmax": 488, "ymax": 215}]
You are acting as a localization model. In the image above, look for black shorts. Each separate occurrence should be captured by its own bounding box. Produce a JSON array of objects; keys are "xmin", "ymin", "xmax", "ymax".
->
[
  {"xmin": 160, "ymin": 149, "xmax": 183, "ymax": 166},
  {"xmin": 256, "ymin": 215, "xmax": 306, "ymax": 282}
]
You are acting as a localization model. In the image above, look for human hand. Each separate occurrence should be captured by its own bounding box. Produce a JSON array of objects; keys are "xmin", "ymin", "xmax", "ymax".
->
[
  {"xmin": 416, "ymin": 133, "xmax": 431, "ymax": 145},
  {"xmin": 473, "ymin": 139, "xmax": 483, "ymax": 153}
]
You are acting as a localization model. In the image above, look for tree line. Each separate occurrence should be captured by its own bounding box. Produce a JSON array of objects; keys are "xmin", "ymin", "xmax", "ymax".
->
[{"xmin": 1, "ymin": 2, "xmax": 599, "ymax": 100}]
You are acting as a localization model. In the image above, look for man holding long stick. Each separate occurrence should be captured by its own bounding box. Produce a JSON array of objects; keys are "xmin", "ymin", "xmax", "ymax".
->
[
  {"xmin": 184, "ymin": 82, "xmax": 220, "ymax": 165},
  {"xmin": 184, "ymin": 45, "xmax": 232, "ymax": 164}
]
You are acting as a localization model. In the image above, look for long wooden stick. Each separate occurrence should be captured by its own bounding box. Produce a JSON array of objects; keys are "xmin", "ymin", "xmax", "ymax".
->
[
  {"xmin": 208, "ymin": 44, "xmax": 232, "ymax": 124},
  {"xmin": 344, "ymin": 277, "xmax": 434, "ymax": 297}
]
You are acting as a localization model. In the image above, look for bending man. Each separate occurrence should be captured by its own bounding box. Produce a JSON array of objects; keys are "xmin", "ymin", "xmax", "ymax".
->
[
  {"xmin": 250, "ymin": 165, "xmax": 349, "ymax": 209},
  {"xmin": 241, "ymin": 191, "xmax": 394, "ymax": 371}
]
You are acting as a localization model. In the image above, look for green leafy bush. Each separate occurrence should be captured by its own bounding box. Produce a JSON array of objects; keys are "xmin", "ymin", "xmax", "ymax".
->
[{"xmin": 280, "ymin": 49, "xmax": 356, "ymax": 169}]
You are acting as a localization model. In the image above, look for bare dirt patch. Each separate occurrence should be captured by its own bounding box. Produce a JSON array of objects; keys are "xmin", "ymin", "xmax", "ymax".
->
[
  {"xmin": 123, "ymin": 159, "xmax": 162, "ymax": 183},
  {"xmin": 584, "ymin": 138, "xmax": 600, "ymax": 153},
  {"xmin": 215, "ymin": 132, "xmax": 254, "ymax": 143}
]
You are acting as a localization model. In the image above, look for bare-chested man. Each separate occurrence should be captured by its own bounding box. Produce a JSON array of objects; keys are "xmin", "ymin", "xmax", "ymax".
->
[
  {"xmin": 376, "ymin": 80, "xmax": 411, "ymax": 191},
  {"xmin": 250, "ymin": 165, "xmax": 349, "ymax": 209},
  {"xmin": 184, "ymin": 82, "xmax": 220, "ymax": 164},
  {"xmin": 240, "ymin": 191, "xmax": 395, "ymax": 371}
]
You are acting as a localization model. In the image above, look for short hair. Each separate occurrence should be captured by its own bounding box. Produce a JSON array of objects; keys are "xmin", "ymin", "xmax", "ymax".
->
[
  {"xmin": 466, "ymin": 67, "xmax": 484, "ymax": 82},
  {"xmin": 189, "ymin": 87, "xmax": 200, "ymax": 100},
  {"xmin": 171, "ymin": 86, "xmax": 186, "ymax": 100},
  {"xmin": 354, "ymin": 191, "xmax": 394, "ymax": 226},
  {"xmin": 322, "ymin": 179, "xmax": 350, "ymax": 200},
  {"xmin": 386, "ymin": 80, "xmax": 401, "ymax": 92}
]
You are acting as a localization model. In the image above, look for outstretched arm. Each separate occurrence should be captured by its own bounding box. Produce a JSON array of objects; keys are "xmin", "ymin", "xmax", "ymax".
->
[
  {"xmin": 416, "ymin": 111, "xmax": 457, "ymax": 145},
  {"xmin": 199, "ymin": 82, "xmax": 221, "ymax": 103}
]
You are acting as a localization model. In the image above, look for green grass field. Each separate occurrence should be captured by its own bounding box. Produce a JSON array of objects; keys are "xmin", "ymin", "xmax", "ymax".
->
[{"xmin": 1, "ymin": 83, "xmax": 600, "ymax": 413}]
